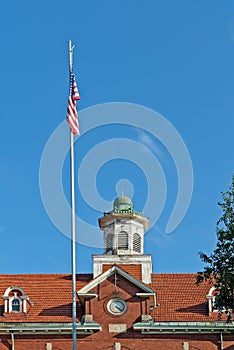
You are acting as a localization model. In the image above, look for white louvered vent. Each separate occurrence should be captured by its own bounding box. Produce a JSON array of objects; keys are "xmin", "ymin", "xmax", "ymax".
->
[
  {"xmin": 105, "ymin": 233, "xmax": 113, "ymax": 253},
  {"xmin": 133, "ymin": 233, "xmax": 141, "ymax": 253},
  {"xmin": 118, "ymin": 231, "xmax": 128, "ymax": 249}
]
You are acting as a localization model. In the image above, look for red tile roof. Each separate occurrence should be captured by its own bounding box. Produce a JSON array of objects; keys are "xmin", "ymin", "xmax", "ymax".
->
[
  {"xmin": 150, "ymin": 273, "xmax": 221, "ymax": 322},
  {"xmin": 0, "ymin": 274, "xmax": 92, "ymax": 323},
  {"xmin": 102, "ymin": 264, "xmax": 142, "ymax": 281},
  {"xmin": 0, "ymin": 272, "xmax": 220, "ymax": 323}
]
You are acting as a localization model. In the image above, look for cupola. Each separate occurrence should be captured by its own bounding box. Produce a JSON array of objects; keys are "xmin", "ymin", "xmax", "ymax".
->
[
  {"xmin": 99, "ymin": 195, "xmax": 149, "ymax": 256},
  {"xmin": 93, "ymin": 196, "xmax": 152, "ymax": 284}
]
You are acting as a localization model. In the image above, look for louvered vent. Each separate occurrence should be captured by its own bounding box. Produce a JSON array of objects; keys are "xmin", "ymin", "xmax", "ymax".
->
[
  {"xmin": 105, "ymin": 233, "xmax": 113, "ymax": 253},
  {"xmin": 133, "ymin": 233, "xmax": 141, "ymax": 253},
  {"xmin": 118, "ymin": 231, "xmax": 128, "ymax": 250}
]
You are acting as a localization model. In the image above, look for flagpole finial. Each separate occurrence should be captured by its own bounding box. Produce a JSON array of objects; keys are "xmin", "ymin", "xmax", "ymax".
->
[
  {"xmin": 68, "ymin": 40, "xmax": 75, "ymax": 72},
  {"xmin": 68, "ymin": 40, "xmax": 75, "ymax": 50}
]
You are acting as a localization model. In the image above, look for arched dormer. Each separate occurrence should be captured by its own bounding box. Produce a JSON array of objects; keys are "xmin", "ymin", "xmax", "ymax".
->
[
  {"xmin": 206, "ymin": 286, "xmax": 218, "ymax": 314},
  {"xmin": 2, "ymin": 286, "xmax": 33, "ymax": 315}
]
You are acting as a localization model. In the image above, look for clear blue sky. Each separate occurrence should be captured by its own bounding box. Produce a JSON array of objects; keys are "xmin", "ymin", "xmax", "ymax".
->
[{"xmin": 0, "ymin": 0, "xmax": 233, "ymax": 274}]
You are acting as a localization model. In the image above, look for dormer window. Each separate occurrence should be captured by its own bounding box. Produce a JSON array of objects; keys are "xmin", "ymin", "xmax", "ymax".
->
[
  {"xmin": 10, "ymin": 293, "xmax": 21, "ymax": 312},
  {"xmin": 2, "ymin": 286, "xmax": 33, "ymax": 315},
  {"xmin": 206, "ymin": 286, "xmax": 218, "ymax": 313},
  {"xmin": 12, "ymin": 299, "xmax": 20, "ymax": 311}
]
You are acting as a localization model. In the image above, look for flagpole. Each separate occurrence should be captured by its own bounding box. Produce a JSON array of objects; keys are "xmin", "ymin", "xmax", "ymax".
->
[{"xmin": 69, "ymin": 39, "xmax": 77, "ymax": 350}]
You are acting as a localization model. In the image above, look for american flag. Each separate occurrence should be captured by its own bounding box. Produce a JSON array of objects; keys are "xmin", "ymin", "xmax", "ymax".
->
[{"xmin": 66, "ymin": 70, "xmax": 80, "ymax": 135}]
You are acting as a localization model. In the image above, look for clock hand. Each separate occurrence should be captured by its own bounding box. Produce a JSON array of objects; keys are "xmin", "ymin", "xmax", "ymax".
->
[{"xmin": 116, "ymin": 303, "xmax": 123, "ymax": 311}]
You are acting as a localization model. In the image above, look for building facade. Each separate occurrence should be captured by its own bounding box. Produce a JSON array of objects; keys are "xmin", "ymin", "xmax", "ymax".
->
[{"xmin": 0, "ymin": 196, "xmax": 233, "ymax": 349}]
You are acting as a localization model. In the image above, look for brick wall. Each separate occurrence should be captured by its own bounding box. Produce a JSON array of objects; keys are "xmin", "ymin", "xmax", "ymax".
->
[
  {"xmin": 0, "ymin": 274, "xmax": 234, "ymax": 349},
  {"xmin": 1, "ymin": 334, "xmax": 234, "ymax": 350}
]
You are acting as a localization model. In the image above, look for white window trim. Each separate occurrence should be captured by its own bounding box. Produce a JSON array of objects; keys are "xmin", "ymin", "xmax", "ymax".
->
[{"xmin": 2, "ymin": 286, "xmax": 28, "ymax": 313}]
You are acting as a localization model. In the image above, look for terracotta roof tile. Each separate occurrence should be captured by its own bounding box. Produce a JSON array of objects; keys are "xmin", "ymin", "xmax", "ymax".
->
[
  {"xmin": 102, "ymin": 264, "xmax": 142, "ymax": 281},
  {"xmin": 150, "ymin": 273, "xmax": 220, "ymax": 321},
  {"xmin": 0, "ymin": 274, "xmax": 92, "ymax": 323},
  {"xmin": 0, "ymin": 272, "xmax": 222, "ymax": 323}
]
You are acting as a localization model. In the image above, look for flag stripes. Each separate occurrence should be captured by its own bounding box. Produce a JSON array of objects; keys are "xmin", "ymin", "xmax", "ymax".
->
[{"xmin": 66, "ymin": 70, "xmax": 80, "ymax": 135}]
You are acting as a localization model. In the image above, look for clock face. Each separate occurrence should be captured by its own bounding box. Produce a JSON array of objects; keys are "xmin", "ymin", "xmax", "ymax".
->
[{"xmin": 107, "ymin": 298, "xmax": 127, "ymax": 315}]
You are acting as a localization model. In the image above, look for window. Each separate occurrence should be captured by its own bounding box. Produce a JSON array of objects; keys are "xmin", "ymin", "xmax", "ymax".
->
[
  {"xmin": 11, "ymin": 298, "xmax": 20, "ymax": 312},
  {"xmin": 118, "ymin": 231, "xmax": 128, "ymax": 250},
  {"xmin": 133, "ymin": 233, "xmax": 141, "ymax": 253}
]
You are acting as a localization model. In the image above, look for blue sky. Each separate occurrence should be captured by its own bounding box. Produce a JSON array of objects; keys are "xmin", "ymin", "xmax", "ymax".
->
[{"xmin": 0, "ymin": 0, "xmax": 234, "ymax": 274}]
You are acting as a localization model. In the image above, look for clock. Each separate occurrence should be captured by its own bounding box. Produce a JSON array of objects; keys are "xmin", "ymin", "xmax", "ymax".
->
[{"xmin": 107, "ymin": 298, "xmax": 127, "ymax": 315}]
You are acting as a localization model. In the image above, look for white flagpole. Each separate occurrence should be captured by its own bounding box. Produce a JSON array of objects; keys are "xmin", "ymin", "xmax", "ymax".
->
[{"xmin": 68, "ymin": 39, "xmax": 77, "ymax": 350}]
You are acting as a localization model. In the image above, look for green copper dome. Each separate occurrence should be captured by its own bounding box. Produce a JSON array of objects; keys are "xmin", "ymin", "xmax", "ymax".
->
[
  {"xmin": 102, "ymin": 195, "xmax": 143, "ymax": 216},
  {"xmin": 113, "ymin": 195, "xmax": 133, "ymax": 213}
]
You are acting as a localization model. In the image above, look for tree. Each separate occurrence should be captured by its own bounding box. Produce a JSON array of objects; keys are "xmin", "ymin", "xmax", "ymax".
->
[{"xmin": 197, "ymin": 175, "xmax": 234, "ymax": 321}]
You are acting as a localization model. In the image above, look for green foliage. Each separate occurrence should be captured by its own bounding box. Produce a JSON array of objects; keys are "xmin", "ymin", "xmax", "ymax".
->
[{"xmin": 197, "ymin": 175, "xmax": 234, "ymax": 321}]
